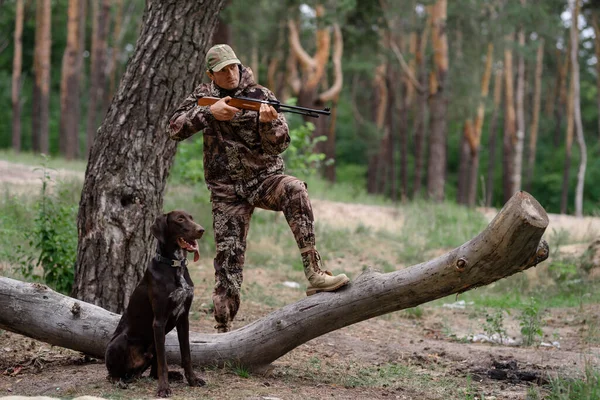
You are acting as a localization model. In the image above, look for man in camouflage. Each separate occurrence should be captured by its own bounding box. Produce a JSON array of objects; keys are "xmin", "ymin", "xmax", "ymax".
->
[{"xmin": 167, "ymin": 44, "xmax": 349, "ymax": 333}]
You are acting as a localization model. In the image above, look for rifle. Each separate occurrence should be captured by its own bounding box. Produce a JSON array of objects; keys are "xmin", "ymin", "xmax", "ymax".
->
[{"xmin": 197, "ymin": 96, "xmax": 331, "ymax": 118}]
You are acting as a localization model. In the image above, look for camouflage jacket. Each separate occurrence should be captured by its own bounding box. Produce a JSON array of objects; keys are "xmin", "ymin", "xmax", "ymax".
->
[{"xmin": 168, "ymin": 66, "xmax": 290, "ymax": 201}]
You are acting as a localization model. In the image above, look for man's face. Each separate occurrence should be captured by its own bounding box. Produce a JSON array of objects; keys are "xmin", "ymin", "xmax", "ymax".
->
[{"xmin": 208, "ymin": 63, "xmax": 240, "ymax": 90}]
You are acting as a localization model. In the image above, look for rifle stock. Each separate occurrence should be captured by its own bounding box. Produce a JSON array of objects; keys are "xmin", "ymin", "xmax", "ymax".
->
[{"xmin": 196, "ymin": 96, "xmax": 330, "ymax": 118}]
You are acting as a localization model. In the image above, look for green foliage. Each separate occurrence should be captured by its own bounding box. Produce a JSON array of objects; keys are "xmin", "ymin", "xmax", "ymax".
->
[
  {"xmin": 170, "ymin": 136, "xmax": 205, "ymax": 185},
  {"xmin": 12, "ymin": 159, "xmax": 77, "ymax": 294},
  {"xmin": 283, "ymin": 121, "xmax": 328, "ymax": 177},
  {"xmin": 518, "ymin": 297, "xmax": 544, "ymax": 346},
  {"xmin": 483, "ymin": 309, "xmax": 508, "ymax": 344}
]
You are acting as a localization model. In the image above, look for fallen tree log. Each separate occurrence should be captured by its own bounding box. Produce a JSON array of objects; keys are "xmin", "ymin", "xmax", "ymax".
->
[{"xmin": 0, "ymin": 191, "xmax": 549, "ymax": 368}]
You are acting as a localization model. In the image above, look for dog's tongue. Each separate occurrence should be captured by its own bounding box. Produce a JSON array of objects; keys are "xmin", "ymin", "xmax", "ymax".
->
[{"xmin": 179, "ymin": 238, "xmax": 200, "ymax": 262}]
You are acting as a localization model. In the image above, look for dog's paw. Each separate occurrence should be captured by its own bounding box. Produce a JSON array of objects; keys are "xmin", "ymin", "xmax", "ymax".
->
[
  {"xmin": 188, "ymin": 375, "xmax": 206, "ymax": 387},
  {"xmin": 156, "ymin": 386, "xmax": 172, "ymax": 398}
]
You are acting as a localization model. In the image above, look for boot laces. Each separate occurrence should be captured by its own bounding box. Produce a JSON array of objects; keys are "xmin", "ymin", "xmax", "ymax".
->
[{"xmin": 306, "ymin": 250, "xmax": 331, "ymax": 276}]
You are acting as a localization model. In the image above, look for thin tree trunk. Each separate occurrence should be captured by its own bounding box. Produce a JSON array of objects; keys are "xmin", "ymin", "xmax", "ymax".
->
[
  {"xmin": 526, "ymin": 39, "xmax": 544, "ymax": 192},
  {"xmin": 32, "ymin": 0, "xmax": 51, "ymax": 154},
  {"xmin": 458, "ymin": 120, "xmax": 473, "ymax": 205},
  {"xmin": 86, "ymin": 0, "xmax": 111, "ymax": 156},
  {"xmin": 0, "ymin": 192, "xmax": 550, "ymax": 367},
  {"xmin": 11, "ymin": 0, "xmax": 24, "ymax": 153},
  {"xmin": 560, "ymin": 49, "xmax": 575, "ymax": 215},
  {"xmin": 570, "ymin": 0, "xmax": 586, "ymax": 217},
  {"xmin": 73, "ymin": 0, "xmax": 226, "ymax": 313},
  {"xmin": 426, "ymin": 0, "xmax": 448, "ymax": 202},
  {"xmin": 467, "ymin": 43, "xmax": 494, "ymax": 207},
  {"xmin": 591, "ymin": 11, "xmax": 600, "ymax": 141},
  {"xmin": 412, "ymin": 19, "xmax": 430, "ymax": 198},
  {"xmin": 514, "ymin": 17, "xmax": 526, "ymax": 200},
  {"xmin": 486, "ymin": 70, "xmax": 503, "ymax": 207},
  {"xmin": 503, "ymin": 34, "xmax": 517, "ymax": 204},
  {"xmin": 60, "ymin": 0, "xmax": 84, "ymax": 160},
  {"xmin": 555, "ymin": 48, "xmax": 569, "ymax": 148}
]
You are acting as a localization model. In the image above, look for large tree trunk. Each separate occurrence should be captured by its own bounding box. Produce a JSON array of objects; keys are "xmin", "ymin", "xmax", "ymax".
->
[
  {"xmin": 570, "ymin": 0, "xmax": 586, "ymax": 217},
  {"xmin": 105, "ymin": 0, "xmax": 125, "ymax": 112},
  {"xmin": 11, "ymin": 0, "xmax": 24, "ymax": 153},
  {"xmin": 72, "ymin": 0, "xmax": 226, "ymax": 314},
  {"xmin": 426, "ymin": 0, "xmax": 448, "ymax": 202},
  {"xmin": 85, "ymin": 0, "xmax": 110, "ymax": 156},
  {"xmin": 525, "ymin": 39, "xmax": 544, "ymax": 192},
  {"xmin": 32, "ymin": 0, "xmax": 51, "ymax": 154},
  {"xmin": 1, "ymin": 191, "xmax": 549, "ymax": 367},
  {"xmin": 60, "ymin": 0, "xmax": 85, "ymax": 160}
]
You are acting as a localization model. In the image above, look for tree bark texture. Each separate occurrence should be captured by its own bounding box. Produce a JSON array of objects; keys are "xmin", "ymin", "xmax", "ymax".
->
[
  {"xmin": 85, "ymin": 0, "xmax": 110, "ymax": 156},
  {"xmin": 467, "ymin": 43, "xmax": 494, "ymax": 207},
  {"xmin": 73, "ymin": 0, "xmax": 226, "ymax": 314},
  {"xmin": 11, "ymin": 0, "xmax": 24, "ymax": 153},
  {"xmin": 426, "ymin": 0, "xmax": 448, "ymax": 202},
  {"xmin": 60, "ymin": 0, "xmax": 85, "ymax": 160},
  {"xmin": 525, "ymin": 39, "xmax": 544, "ymax": 192},
  {"xmin": 32, "ymin": 0, "xmax": 51, "ymax": 154},
  {"xmin": 514, "ymin": 22, "xmax": 526, "ymax": 201},
  {"xmin": 502, "ymin": 36, "xmax": 517, "ymax": 204},
  {"xmin": 485, "ymin": 70, "xmax": 503, "ymax": 207},
  {"xmin": 1, "ymin": 192, "xmax": 549, "ymax": 367}
]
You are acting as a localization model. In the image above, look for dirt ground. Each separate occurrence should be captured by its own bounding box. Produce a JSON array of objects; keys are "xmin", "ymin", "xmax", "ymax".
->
[{"xmin": 0, "ymin": 160, "xmax": 599, "ymax": 400}]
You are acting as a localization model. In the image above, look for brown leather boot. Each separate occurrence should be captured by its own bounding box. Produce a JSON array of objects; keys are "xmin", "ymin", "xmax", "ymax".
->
[{"xmin": 302, "ymin": 249, "xmax": 350, "ymax": 296}]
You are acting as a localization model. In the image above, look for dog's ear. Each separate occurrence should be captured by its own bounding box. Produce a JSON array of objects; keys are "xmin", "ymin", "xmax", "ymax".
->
[{"xmin": 151, "ymin": 214, "xmax": 168, "ymax": 243}]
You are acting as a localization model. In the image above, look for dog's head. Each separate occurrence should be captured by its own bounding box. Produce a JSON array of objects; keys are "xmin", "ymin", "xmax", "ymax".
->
[{"xmin": 151, "ymin": 210, "xmax": 204, "ymax": 262}]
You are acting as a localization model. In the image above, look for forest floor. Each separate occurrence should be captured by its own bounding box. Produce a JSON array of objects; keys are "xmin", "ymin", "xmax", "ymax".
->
[{"xmin": 0, "ymin": 159, "xmax": 599, "ymax": 400}]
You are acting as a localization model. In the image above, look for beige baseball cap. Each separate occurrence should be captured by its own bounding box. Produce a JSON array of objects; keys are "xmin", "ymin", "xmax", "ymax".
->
[{"xmin": 205, "ymin": 44, "xmax": 241, "ymax": 72}]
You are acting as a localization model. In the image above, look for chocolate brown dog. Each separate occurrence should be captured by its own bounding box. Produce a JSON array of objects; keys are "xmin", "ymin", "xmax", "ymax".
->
[{"xmin": 105, "ymin": 210, "xmax": 205, "ymax": 397}]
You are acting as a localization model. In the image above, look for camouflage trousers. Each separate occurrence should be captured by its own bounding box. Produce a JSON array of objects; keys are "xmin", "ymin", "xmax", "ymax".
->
[{"xmin": 211, "ymin": 174, "xmax": 315, "ymax": 331}]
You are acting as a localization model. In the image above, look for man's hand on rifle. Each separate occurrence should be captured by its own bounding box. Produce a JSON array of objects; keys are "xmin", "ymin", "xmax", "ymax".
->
[
  {"xmin": 209, "ymin": 96, "xmax": 240, "ymax": 121},
  {"xmin": 259, "ymin": 103, "xmax": 278, "ymax": 123}
]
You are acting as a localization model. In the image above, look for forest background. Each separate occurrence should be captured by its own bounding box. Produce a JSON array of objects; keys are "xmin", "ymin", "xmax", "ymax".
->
[{"xmin": 1, "ymin": 0, "xmax": 599, "ymax": 217}]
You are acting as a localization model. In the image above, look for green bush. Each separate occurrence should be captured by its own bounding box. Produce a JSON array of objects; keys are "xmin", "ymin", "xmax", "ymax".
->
[{"xmin": 13, "ymin": 161, "xmax": 78, "ymax": 294}]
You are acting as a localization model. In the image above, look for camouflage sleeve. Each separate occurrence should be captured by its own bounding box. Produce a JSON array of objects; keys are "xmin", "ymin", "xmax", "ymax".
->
[
  {"xmin": 258, "ymin": 88, "xmax": 290, "ymax": 155},
  {"xmin": 167, "ymin": 85, "xmax": 213, "ymax": 142}
]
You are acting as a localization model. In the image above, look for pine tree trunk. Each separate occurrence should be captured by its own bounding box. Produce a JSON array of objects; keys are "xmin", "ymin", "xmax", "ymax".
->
[
  {"xmin": 32, "ymin": 0, "xmax": 51, "ymax": 154},
  {"xmin": 60, "ymin": 0, "xmax": 84, "ymax": 160},
  {"xmin": 72, "ymin": 0, "xmax": 226, "ymax": 314},
  {"xmin": 412, "ymin": 31, "xmax": 429, "ymax": 199},
  {"xmin": 514, "ymin": 21, "xmax": 526, "ymax": 200},
  {"xmin": 591, "ymin": 11, "xmax": 600, "ymax": 141},
  {"xmin": 555, "ymin": 49, "xmax": 569, "ymax": 148},
  {"xmin": 485, "ymin": 70, "xmax": 503, "ymax": 207},
  {"xmin": 570, "ymin": 0, "xmax": 586, "ymax": 217},
  {"xmin": 503, "ymin": 35, "xmax": 517, "ymax": 204},
  {"xmin": 526, "ymin": 39, "xmax": 544, "ymax": 192},
  {"xmin": 467, "ymin": 43, "xmax": 493, "ymax": 207},
  {"xmin": 560, "ymin": 51, "xmax": 575, "ymax": 215},
  {"xmin": 86, "ymin": 0, "xmax": 111, "ymax": 156},
  {"xmin": 426, "ymin": 0, "xmax": 448, "ymax": 202},
  {"xmin": 11, "ymin": 0, "xmax": 24, "ymax": 153}
]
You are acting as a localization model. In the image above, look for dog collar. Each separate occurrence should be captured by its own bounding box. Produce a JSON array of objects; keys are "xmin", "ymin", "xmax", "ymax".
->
[{"xmin": 154, "ymin": 253, "xmax": 188, "ymax": 268}]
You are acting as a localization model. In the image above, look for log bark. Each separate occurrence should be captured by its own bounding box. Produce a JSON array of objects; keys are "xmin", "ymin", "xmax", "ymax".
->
[{"xmin": 1, "ymin": 192, "xmax": 549, "ymax": 368}]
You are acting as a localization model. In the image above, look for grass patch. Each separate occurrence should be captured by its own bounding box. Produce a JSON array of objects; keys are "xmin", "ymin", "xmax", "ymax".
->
[{"xmin": 0, "ymin": 149, "xmax": 87, "ymax": 172}]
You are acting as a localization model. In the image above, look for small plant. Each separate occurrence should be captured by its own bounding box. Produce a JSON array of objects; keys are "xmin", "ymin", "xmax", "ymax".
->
[
  {"xmin": 16, "ymin": 157, "xmax": 77, "ymax": 294},
  {"xmin": 518, "ymin": 297, "xmax": 544, "ymax": 346},
  {"xmin": 483, "ymin": 309, "xmax": 508, "ymax": 344},
  {"xmin": 283, "ymin": 121, "xmax": 328, "ymax": 176}
]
